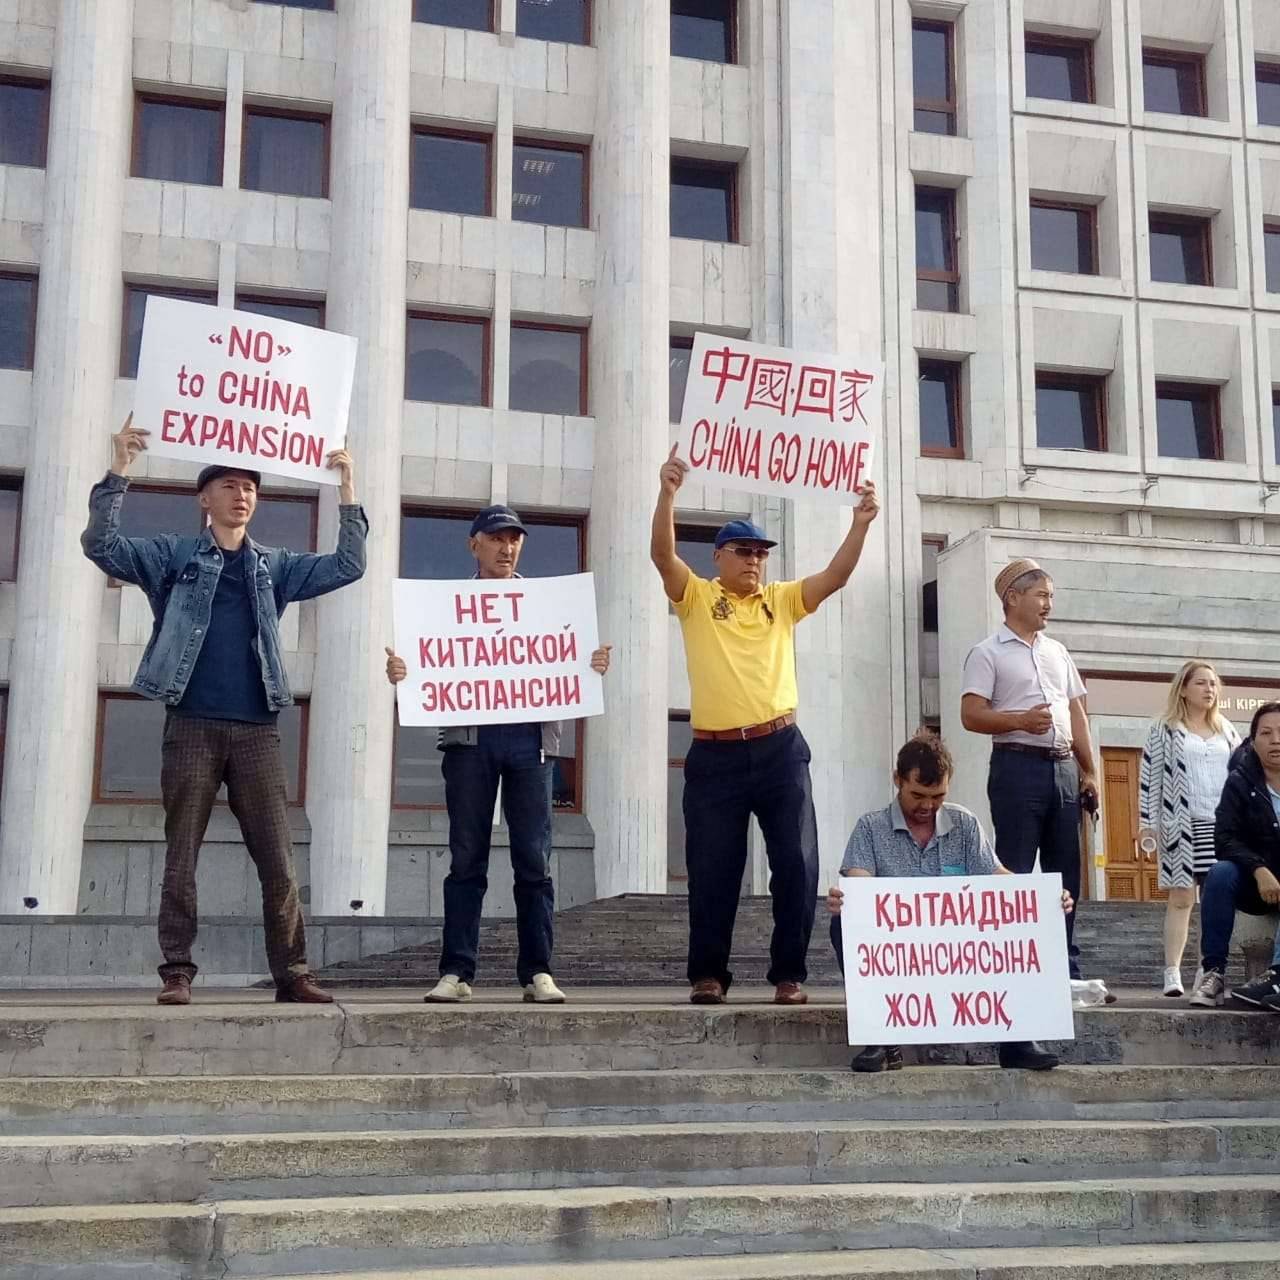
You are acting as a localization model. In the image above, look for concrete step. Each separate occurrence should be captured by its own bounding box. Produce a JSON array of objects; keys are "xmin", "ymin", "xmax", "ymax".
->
[
  {"xmin": 5, "ymin": 1063, "xmax": 1278, "ymax": 1136},
  {"xmin": 3, "ymin": 1001, "xmax": 1278, "ymax": 1077},
  {"xmin": 7, "ymin": 1115, "xmax": 1280, "ymax": 1207},
  {"xmin": 3, "ymin": 1177, "xmax": 1279, "ymax": 1277}
]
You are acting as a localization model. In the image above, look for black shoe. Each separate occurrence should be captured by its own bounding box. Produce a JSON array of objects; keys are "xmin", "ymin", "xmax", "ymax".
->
[
  {"xmin": 851, "ymin": 1045, "xmax": 903, "ymax": 1073},
  {"xmin": 999, "ymin": 1040, "xmax": 1059, "ymax": 1071},
  {"xmin": 1232, "ymin": 968, "xmax": 1280, "ymax": 1009}
]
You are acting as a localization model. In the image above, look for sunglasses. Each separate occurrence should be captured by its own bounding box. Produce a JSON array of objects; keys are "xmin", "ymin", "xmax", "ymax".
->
[{"xmin": 723, "ymin": 544, "xmax": 770, "ymax": 561}]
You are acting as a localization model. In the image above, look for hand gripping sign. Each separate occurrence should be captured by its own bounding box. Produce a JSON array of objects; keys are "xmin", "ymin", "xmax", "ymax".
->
[
  {"xmin": 393, "ymin": 574, "xmax": 605, "ymax": 728},
  {"xmin": 840, "ymin": 873, "xmax": 1076, "ymax": 1046},
  {"xmin": 675, "ymin": 332, "xmax": 883, "ymax": 505},
  {"xmin": 132, "ymin": 296, "xmax": 357, "ymax": 486}
]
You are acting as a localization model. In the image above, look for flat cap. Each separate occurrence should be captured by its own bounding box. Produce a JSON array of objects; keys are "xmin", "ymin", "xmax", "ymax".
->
[{"xmin": 994, "ymin": 557, "xmax": 1043, "ymax": 601}]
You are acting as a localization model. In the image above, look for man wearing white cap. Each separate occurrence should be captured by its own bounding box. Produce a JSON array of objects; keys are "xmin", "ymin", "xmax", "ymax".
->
[{"xmin": 960, "ymin": 558, "xmax": 1097, "ymax": 977}]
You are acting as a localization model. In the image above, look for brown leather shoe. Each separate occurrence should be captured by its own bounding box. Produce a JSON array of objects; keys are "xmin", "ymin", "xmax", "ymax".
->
[
  {"xmin": 690, "ymin": 978, "xmax": 726, "ymax": 1004},
  {"xmin": 157, "ymin": 975, "xmax": 191, "ymax": 1006},
  {"xmin": 774, "ymin": 981, "xmax": 808, "ymax": 1005},
  {"xmin": 275, "ymin": 975, "xmax": 334, "ymax": 1004}
]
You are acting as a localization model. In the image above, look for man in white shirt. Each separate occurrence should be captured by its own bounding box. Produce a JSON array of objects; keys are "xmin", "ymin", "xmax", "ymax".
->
[{"xmin": 961, "ymin": 559, "xmax": 1097, "ymax": 979}]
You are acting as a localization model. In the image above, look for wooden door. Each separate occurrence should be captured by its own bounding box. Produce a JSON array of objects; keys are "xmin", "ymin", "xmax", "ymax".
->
[{"xmin": 1102, "ymin": 747, "xmax": 1163, "ymax": 901}]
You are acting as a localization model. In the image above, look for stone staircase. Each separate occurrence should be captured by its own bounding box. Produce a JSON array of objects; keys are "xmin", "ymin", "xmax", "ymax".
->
[
  {"xmin": 0, "ymin": 991, "xmax": 1278, "ymax": 1278},
  {"xmin": 315, "ymin": 894, "xmax": 1237, "ymax": 991}
]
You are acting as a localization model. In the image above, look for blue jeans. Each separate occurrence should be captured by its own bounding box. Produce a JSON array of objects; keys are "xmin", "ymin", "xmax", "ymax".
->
[
  {"xmin": 440, "ymin": 723, "xmax": 554, "ymax": 986},
  {"xmin": 987, "ymin": 747, "xmax": 1082, "ymax": 979},
  {"xmin": 1199, "ymin": 859, "xmax": 1279, "ymax": 973}
]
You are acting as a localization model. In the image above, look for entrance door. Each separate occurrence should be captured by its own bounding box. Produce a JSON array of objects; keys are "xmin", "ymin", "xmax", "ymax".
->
[{"xmin": 1101, "ymin": 747, "xmax": 1163, "ymax": 901}]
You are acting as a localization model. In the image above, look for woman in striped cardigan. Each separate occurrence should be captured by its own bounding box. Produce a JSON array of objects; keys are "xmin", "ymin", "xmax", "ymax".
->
[{"xmin": 1139, "ymin": 661, "xmax": 1240, "ymax": 997}]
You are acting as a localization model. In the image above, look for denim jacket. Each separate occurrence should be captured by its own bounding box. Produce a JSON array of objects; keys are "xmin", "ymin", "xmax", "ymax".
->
[{"xmin": 81, "ymin": 471, "xmax": 368, "ymax": 710}]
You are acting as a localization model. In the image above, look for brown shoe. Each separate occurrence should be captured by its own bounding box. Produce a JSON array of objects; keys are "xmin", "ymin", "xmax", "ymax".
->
[
  {"xmin": 157, "ymin": 975, "xmax": 191, "ymax": 1006},
  {"xmin": 774, "ymin": 981, "xmax": 807, "ymax": 1005},
  {"xmin": 690, "ymin": 978, "xmax": 726, "ymax": 1004},
  {"xmin": 275, "ymin": 975, "xmax": 334, "ymax": 1004}
]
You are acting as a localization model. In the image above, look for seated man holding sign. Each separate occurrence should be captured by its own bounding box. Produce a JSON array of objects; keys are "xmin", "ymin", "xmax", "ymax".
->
[
  {"xmin": 652, "ymin": 445, "xmax": 879, "ymax": 1006},
  {"xmin": 386, "ymin": 505, "xmax": 612, "ymax": 1004},
  {"xmin": 827, "ymin": 732, "xmax": 1073, "ymax": 1073},
  {"xmin": 82, "ymin": 417, "xmax": 366, "ymax": 1005}
]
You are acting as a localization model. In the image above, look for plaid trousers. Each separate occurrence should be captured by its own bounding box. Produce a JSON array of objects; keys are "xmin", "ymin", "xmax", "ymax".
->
[{"xmin": 157, "ymin": 713, "xmax": 308, "ymax": 988}]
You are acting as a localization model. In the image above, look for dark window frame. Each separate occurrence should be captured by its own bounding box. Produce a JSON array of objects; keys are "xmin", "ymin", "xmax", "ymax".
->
[
  {"xmin": 1259, "ymin": 60, "xmax": 1280, "ymax": 126},
  {"xmin": 239, "ymin": 102, "xmax": 331, "ymax": 199},
  {"xmin": 0, "ymin": 73, "xmax": 51, "ymax": 168},
  {"xmin": 120, "ymin": 282, "xmax": 219, "ymax": 378},
  {"xmin": 131, "ymin": 91, "xmax": 227, "ymax": 186},
  {"xmin": 404, "ymin": 310, "xmax": 493, "ymax": 407},
  {"xmin": 0, "ymin": 270, "xmax": 39, "ymax": 371},
  {"xmin": 670, "ymin": 156, "xmax": 740, "ymax": 244},
  {"xmin": 669, "ymin": 334, "xmax": 694, "ymax": 423},
  {"xmin": 510, "ymin": 320, "xmax": 590, "ymax": 416},
  {"xmin": 1272, "ymin": 387, "xmax": 1280, "ymax": 463},
  {"xmin": 512, "ymin": 135, "xmax": 591, "ymax": 229},
  {"xmin": 671, "ymin": 0, "xmax": 738, "ymax": 66},
  {"xmin": 1023, "ymin": 31, "xmax": 1096, "ymax": 104},
  {"xmin": 1148, "ymin": 211, "xmax": 1214, "ymax": 287},
  {"xmin": 1265, "ymin": 220, "xmax": 1280, "ymax": 294},
  {"xmin": 1154, "ymin": 380, "xmax": 1223, "ymax": 461},
  {"xmin": 911, "ymin": 17, "xmax": 957, "ymax": 135},
  {"xmin": 0, "ymin": 476, "xmax": 22, "ymax": 583},
  {"xmin": 515, "ymin": 0, "xmax": 592, "ymax": 46},
  {"xmin": 915, "ymin": 185, "xmax": 960, "ymax": 313},
  {"xmin": 1034, "ymin": 370, "xmax": 1108, "ymax": 451},
  {"xmin": 233, "ymin": 291, "xmax": 327, "ymax": 328},
  {"xmin": 253, "ymin": 0, "xmax": 336, "ymax": 9},
  {"xmin": 410, "ymin": 123, "xmax": 495, "ymax": 217},
  {"xmin": 918, "ymin": 358, "xmax": 965, "ymax": 460},
  {"xmin": 412, "ymin": 0, "xmax": 496, "ymax": 31},
  {"xmin": 1142, "ymin": 47, "xmax": 1208, "ymax": 118},
  {"xmin": 1029, "ymin": 198, "xmax": 1099, "ymax": 275}
]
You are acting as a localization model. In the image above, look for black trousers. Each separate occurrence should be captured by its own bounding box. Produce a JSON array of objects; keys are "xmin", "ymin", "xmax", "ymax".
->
[{"xmin": 683, "ymin": 724, "xmax": 819, "ymax": 990}]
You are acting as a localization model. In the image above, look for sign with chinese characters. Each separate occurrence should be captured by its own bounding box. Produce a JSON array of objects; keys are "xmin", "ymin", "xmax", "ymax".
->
[
  {"xmin": 840, "ymin": 874, "xmax": 1075, "ymax": 1046},
  {"xmin": 392, "ymin": 574, "xmax": 604, "ymax": 728},
  {"xmin": 133, "ymin": 296, "xmax": 357, "ymax": 486},
  {"xmin": 675, "ymin": 332, "xmax": 882, "ymax": 505}
]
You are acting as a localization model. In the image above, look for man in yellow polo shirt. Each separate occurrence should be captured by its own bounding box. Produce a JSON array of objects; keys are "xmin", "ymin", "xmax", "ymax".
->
[{"xmin": 651, "ymin": 445, "xmax": 880, "ymax": 1005}]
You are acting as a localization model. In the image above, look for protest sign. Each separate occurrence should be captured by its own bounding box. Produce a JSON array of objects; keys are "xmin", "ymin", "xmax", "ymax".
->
[
  {"xmin": 840, "ymin": 873, "xmax": 1075, "ymax": 1046},
  {"xmin": 675, "ymin": 332, "xmax": 882, "ymax": 505},
  {"xmin": 132, "ymin": 296, "xmax": 357, "ymax": 486},
  {"xmin": 392, "ymin": 574, "xmax": 604, "ymax": 728}
]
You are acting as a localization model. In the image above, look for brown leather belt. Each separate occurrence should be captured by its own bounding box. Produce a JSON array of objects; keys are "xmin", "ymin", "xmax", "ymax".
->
[
  {"xmin": 692, "ymin": 713, "xmax": 796, "ymax": 742},
  {"xmin": 994, "ymin": 742, "xmax": 1072, "ymax": 762}
]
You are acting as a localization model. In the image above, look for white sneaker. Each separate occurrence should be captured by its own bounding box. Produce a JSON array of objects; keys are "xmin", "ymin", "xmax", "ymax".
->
[
  {"xmin": 1162, "ymin": 966, "xmax": 1184, "ymax": 997},
  {"xmin": 1188, "ymin": 969, "xmax": 1226, "ymax": 1008},
  {"xmin": 523, "ymin": 973, "xmax": 566, "ymax": 1003},
  {"xmin": 424, "ymin": 974, "xmax": 472, "ymax": 1003}
]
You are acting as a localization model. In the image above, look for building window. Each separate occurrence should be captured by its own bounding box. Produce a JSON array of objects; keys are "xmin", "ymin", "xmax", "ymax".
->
[
  {"xmin": 510, "ymin": 323, "xmax": 587, "ymax": 415},
  {"xmin": 1260, "ymin": 61, "xmax": 1280, "ymax": 127},
  {"xmin": 253, "ymin": 0, "xmax": 335, "ymax": 9},
  {"xmin": 1273, "ymin": 390, "xmax": 1280, "ymax": 463},
  {"xmin": 235, "ymin": 293, "xmax": 325, "ymax": 328},
  {"xmin": 922, "ymin": 539, "xmax": 942, "ymax": 636},
  {"xmin": 1142, "ymin": 49, "xmax": 1207, "ymax": 117},
  {"xmin": 671, "ymin": 0, "xmax": 735, "ymax": 64},
  {"xmin": 516, "ymin": 0, "xmax": 589, "ymax": 46},
  {"xmin": 512, "ymin": 140, "xmax": 587, "ymax": 228},
  {"xmin": 915, "ymin": 186, "xmax": 959, "ymax": 312},
  {"xmin": 675, "ymin": 523, "xmax": 718, "ymax": 580},
  {"xmin": 912, "ymin": 18, "xmax": 956, "ymax": 135},
  {"xmin": 0, "ymin": 75, "xmax": 50, "ymax": 168},
  {"xmin": 0, "ymin": 272, "xmax": 37, "ymax": 371},
  {"xmin": 1030, "ymin": 200, "xmax": 1098, "ymax": 274},
  {"xmin": 667, "ymin": 711, "xmax": 692, "ymax": 883},
  {"xmin": 405, "ymin": 313, "xmax": 490, "ymax": 406},
  {"xmin": 412, "ymin": 0, "xmax": 493, "ymax": 30},
  {"xmin": 918, "ymin": 358, "xmax": 963, "ymax": 458},
  {"xmin": 1024, "ymin": 33, "xmax": 1094, "ymax": 104},
  {"xmin": 1035, "ymin": 372, "xmax": 1106, "ymax": 451},
  {"xmin": 670, "ymin": 159, "xmax": 737, "ymax": 243},
  {"xmin": 1266, "ymin": 223, "xmax": 1280, "ymax": 294},
  {"xmin": 132, "ymin": 95, "xmax": 225, "ymax": 186},
  {"xmin": 1155, "ymin": 381, "xmax": 1222, "ymax": 460},
  {"xmin": 1148, "ymin": 212, "xmax": 1212, "ymax": 286},
  {"xmin": 395, "ymin": 508, "xmax": 587, "ymax": 810},
  {"xmin": 0, "ymin": 480, "xmax": 21, "ymax": 582},
  {"xmin": 241, "ymin": 106, "xmax": 329, "ymax": 199},
  {"xmin": 121, "ymin": 283, "xmax": 217, "ymax": 378},
  {"xmin": 669, "ymin": 336, "xmax": 693, "ymax": 422},
  {"xmin": 96, "ymin": 695, "xmax": 307, "ymax": 803},
  {"xmin": 411, "ymin": 127, "xmax": 492, "ymax": 217}
]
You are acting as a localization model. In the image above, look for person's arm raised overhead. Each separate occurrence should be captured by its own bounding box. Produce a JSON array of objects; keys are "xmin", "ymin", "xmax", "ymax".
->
[
  {"xmin": 651, "ymin": 444, "xmax": 692, "ymax": 604},
  {"xmin": 800, "ymin": 482, "xmax": 880, "ymax": 614}
]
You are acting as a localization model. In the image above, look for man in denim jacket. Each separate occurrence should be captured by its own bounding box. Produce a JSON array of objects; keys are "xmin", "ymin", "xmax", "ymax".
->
[{"xmin": 81, "ymin": 417, "xmax": 367, "ymax": 1005}]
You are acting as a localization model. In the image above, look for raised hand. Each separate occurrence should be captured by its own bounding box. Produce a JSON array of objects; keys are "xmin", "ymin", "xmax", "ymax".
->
[
  {"xmin": 659, "ymin": 444, "xmax": 688, "ymax": 497},
  {"xmin": 111, "ymin": 414, "xmax": 150, "ymax": 476}
]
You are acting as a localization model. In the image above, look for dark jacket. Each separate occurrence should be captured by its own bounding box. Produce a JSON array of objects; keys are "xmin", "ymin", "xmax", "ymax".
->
[{"xmin": 1214, "ymin": 744, "xmax": 1280, "ymax": 878}]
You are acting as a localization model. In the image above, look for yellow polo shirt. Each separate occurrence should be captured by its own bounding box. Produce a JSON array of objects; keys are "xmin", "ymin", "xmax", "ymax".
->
[{"xmin": 674, "ymin": 573, "xmax": 811, "ymax": 731}]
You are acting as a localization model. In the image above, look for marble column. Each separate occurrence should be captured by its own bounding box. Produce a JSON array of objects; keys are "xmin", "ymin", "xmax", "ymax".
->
[
  {"xmin": 0, "ymin": 0, "xmax": 134, "ymax": 914},
  {"xmin": 305, "ymin": 0, "xmax": 411, "ymax": 917},
  {"xmin": 586, "ymin": 0, "xmax": 671, "ymax": 897}
]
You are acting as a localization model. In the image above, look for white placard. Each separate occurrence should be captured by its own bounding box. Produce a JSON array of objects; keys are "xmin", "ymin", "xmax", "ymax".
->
[
  {"xmin": 675, "ymin": 331, "xmax": 883, "ymax": 505},
  {"xmin": 393, "ymin": 574, "xmax": 604, "ymax": 728},
  {"xmin": 132, "ymin": 296, "xmax": 357, "ymax": 486},
  {"xmin": 840, "ymin": 873, "xmax": 1075, "ymax": 1046}
]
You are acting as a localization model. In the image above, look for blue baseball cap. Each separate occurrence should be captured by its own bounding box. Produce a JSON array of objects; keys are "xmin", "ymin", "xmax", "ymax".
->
[
  {"xmin": 470, "ymin": 504, "xmax": 528, "ymax": 538},
  {"xmin": 714, "ymin": 519, "xmax": 777, "ymax": 550}
]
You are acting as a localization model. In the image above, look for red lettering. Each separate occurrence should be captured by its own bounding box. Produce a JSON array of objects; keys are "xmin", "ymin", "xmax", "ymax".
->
[{"xmin": 455, "ymin": 595, "xmax": 480, "ymax": 623}]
